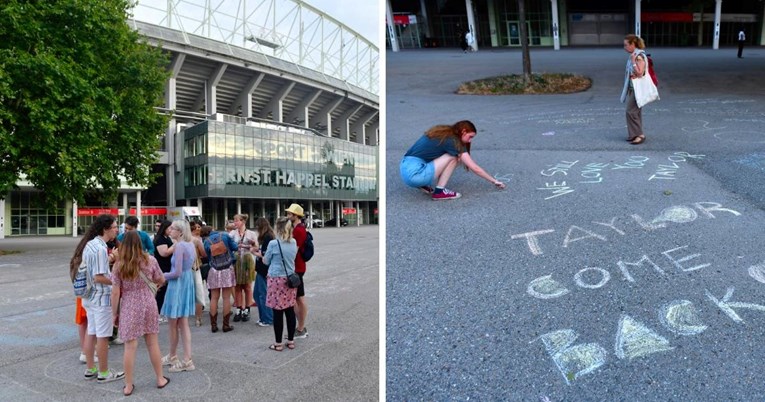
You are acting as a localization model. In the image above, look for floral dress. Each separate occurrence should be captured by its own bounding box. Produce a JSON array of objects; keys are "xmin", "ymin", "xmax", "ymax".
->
[{"xmin": 111, "ymin": 256, "xmax": 163, "ymax": 341}]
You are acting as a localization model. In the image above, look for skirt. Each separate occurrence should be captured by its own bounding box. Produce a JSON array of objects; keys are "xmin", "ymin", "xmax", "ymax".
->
[
  {"xmin": 160, "ymin": 269, "xmax": 196, "ymax": 318},
  {"xmin": 266, "ymin": 276, "xmax": 297, "ymax": 311},
  {"xmin": 234, "ymin": 253, "xmax": 256, "ymax": 285},
  {"xmin": 207, "ymin": 266, "xmax": 236, "ymax": 290}
]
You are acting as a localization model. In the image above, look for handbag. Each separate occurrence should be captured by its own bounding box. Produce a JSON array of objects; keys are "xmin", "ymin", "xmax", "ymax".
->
[
  {"xmin": 192, "ymin": 258, "xmax": 208, "ymax": 308},
  {"xmin": 631, "ymin": 59, "xmax": 659, "ymax": 108},
  {"xmin": 139, "ymin": 270, "xmax": 158, "ymax": 296},
  {"xmin": 276, "ymin": 240, "xmax": 301, "ymax": 289}
]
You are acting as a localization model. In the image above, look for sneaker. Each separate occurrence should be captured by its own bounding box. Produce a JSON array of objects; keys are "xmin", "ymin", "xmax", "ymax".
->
[
  {"xmin": 168, "ymin": 359, "xmax": 195, "ymax": 373},
  {"xmin": 158, "ymin": 315, "xmax": 168, "ymax": 324},
  {"xmin": 419, "ymin": 185, "xmax": 434, "ymax": 195},
  {"xmin": 84, "ymin": 367, "xmax": 98, "ymax": 380},
  {"xmin": 241, "ymin": 308, "xmax": 250, "ymax": 322},
  {"xmin": 161, "ymin": 354, "xmax": 179, "ymax": 367},
  {"xmin": 294, "ymin": 327, "xmax": 308, "ymax": 339},
  {"xmin": 432, "ymin": 188, "xmax": 462, "ymax": 201},
  {"xmin": 110, "ymin": 337, "xmax": 124, "ymax": 345},
  {"xmin": 233, "ymin": 310, "xmax": 242, "ymax": 322},
  {"xmin": 79, "ymin": 353, "xmax": 98, "ymax": 364},
  {"xmin": 256, "ymin": 321, "xmax": 271, "ymax": 327},
  {"xmin": 97, "ymin": 368, "xmax": 125, "ymax": 384}
]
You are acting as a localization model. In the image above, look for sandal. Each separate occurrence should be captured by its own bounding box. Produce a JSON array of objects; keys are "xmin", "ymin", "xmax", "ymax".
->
[
  {"xmin": 157, "ymin": 376, "xmax": 170, "ymax": 389},
  {"xmin": 631, "ymin": 135, "xmax": 646, "ymax": 145},
  {"xmin": 286, "ymin": 341, "xmax": 295, "ymax": 350},
  {"xmin": 123, "ymin": 384, "xmax": 135, "ymax": 396},
  {"xmin": 269, "ymin": 343, "xmax": 284, "ymax": 352}
]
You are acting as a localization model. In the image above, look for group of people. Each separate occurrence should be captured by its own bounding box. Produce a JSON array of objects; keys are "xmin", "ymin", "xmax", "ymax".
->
[
  {"xmin": 70, "ymin": 203, "xmax": 313, "ymax": 396},
  {"xmin": 399, "ymin": 34, "xmax": 663, "ymax": 200}
]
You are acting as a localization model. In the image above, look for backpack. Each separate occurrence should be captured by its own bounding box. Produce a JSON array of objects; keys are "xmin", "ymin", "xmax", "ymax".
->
[
  {"xmin": 301, "ymin": 231, "xmax": 314, "ymax": 262},
  {"xmin": 73, "ymin": 262, "xmax": 91, "ymax": 298},
  {"xmin": 209, "ymin": 233, "xmax": 233, "ymax": 270},
  {"xmin": 645, "ymin": 53, "xmax": 658, "ymax": 88}
]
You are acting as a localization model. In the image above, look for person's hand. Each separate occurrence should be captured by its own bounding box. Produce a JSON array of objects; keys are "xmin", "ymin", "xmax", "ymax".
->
[{"xmin": 494, "ymin": 181, "xmax": 506, "ymax": 190}]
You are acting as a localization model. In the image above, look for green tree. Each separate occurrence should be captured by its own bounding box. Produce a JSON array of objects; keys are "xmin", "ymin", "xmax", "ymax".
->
[{"xmin": 0, "ymin": 0, "xmax": 169, "ymax": 205}]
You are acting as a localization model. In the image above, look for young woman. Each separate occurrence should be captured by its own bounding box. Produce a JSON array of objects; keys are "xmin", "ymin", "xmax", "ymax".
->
[
  {"xmin": 252, "ymin": 217, "xmax": 275, "ymax": 326},
  {"xmin": 203, "ymin": 226, "xmax": 238, "ymax": 333},
  {"xmin": 399, "ymin": 120, "xmax": 506, "ymax": 201},
  {"xmin": 189, "ymin": 221, "xmax": 207, "ymax": 327},
  {"xmin": 229, "ymin": 214, "xmax": 258, "ymax": 323},
  {"xmin": 264, "ymin": 217, "xmax": 299, "ymax": 351},
  {"xmin": 160, "ymin": 220, "xmax": 196, "ymax": 373},
  {"xmin": 153, "ymin": 220, "xmax": 175, "ymax": 322},
  {"xmin": 620, "ymin": 34, "xmax": 649, "ymax": 145},
  {"xmin": 110, "ymin": 231, "xmax": 170, "ymax": 395}
]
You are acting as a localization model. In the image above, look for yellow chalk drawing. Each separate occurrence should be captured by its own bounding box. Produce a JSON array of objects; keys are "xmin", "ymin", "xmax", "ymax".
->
[
  {"xmin": 659, "ymin": 300, "xmax": 708, "ymax": 336},
  {"xmin": 614, "ymin": 315, "xmax": 674, "ymax": 360}
]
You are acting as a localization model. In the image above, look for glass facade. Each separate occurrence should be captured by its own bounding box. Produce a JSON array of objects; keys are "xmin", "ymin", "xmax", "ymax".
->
[
  {"xmin": 181, "ymin": 120, "xmax": 378, "ymax": 202},
  {"xmin": 9, "ymin": 191, "xmax": 68, "ymax": 235}
]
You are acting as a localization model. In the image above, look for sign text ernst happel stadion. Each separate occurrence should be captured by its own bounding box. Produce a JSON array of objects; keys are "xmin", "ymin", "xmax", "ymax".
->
[{"xmin": 226, "ymin": 169, "xmax": 373, "ymax": 192}]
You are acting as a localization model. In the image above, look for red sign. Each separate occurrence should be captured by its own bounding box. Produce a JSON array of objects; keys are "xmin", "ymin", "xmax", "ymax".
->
[
  {"xmin": 128, "ymin": 207, "xmax": 168, "ymax": 215},
  {"xmin": 393, "ymin": 15, "xmax": 410, "ymax": 25},
  {"xmin": 77, "ymin": 208, "xmax": 120, "ymax": 216},
  {"xmin": 342, "ymin": 208, "xmax": 357, "ymax": 215},
  {"xmin": 642, "ymin": 12, "xmax": 693, "ymax": 22}
]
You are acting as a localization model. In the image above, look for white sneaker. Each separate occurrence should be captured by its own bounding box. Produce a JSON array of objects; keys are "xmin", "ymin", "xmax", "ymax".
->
[
  {"xmin": 110, "ymin": 337, "xmax": 124, "ymax": 345},
  {"xmin": 79, "ymin": 353, "xmax": 98, "ymax": 364},
  {"xmin": 158, "ymin": 315, "xmax": 168, "ymax": 324},
  {"xmin": 96, "ymin": 368, "xmax": 125, "ymax": 383},
  {"xmin": 256, "ymin": 321, "xmax": 271, "ymax": 327}
]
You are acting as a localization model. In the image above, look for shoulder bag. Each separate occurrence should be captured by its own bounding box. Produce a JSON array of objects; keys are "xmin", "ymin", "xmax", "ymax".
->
[
  {"xmin": 276, "ymin": 240, "xmax": 301, "ymax": 289},
  {"xmin": 631, "ymin": 54, "xmax": 659, "ymax": 108}
]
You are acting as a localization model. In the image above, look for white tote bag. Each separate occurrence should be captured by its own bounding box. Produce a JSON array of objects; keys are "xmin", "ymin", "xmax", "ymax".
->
[
  {"xmin": 192, "ymin": 260, "xmax": 208, "ymax": 308},
  {"xmin": 631, "ymin": 68, "xmax": 659, "ymax": 108}
]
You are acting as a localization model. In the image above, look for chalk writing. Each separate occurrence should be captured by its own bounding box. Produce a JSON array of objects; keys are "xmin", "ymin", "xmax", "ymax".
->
[
  {"xmin": 659, "ymin": 300, "xmax": 707, "ymax": 336},
  {"xmin": 541, "ymin": 160, "xmax": 579, "ymax": 177},
  {"xmin": 735, "ymin": 153, "xmax": 765, "ymax": 172},
  {"xmin": 537, "ymin": 181, "xmax": 575, "ymax": 200},
  {"xmin": 511, "ymin": 202, "xmax": 741, "ymax": 257},
  {"xmin": 580, "ymin": 163, "xmax": 609, "ymax": 183},
  {"xmin": 681, "ymin": 120, "xmax": 725, "ymax": 133},
  {"xmin": 537, "ymin": 330, "xmax": 607, "ymax": 385},
  {"xmin": 747, "ymin": 262, "xmax": 765, "ymax": 284},
  {"xmin": 611, "ymin": 155, "xmax": 649, "ymax": 170},
  {"xmin": 649, "ymin": 152, "xmax": 706, "ymax": 181},
  {"xmin": 614, "ymin": 315, "xmax": 674, "ymax": 360},
  {"xmin": 705, "ymin": 287, "xmax": 765, "ymax": 323}
]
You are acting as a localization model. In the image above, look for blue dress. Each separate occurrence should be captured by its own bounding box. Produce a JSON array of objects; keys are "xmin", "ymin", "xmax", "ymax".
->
[{"xmin": 161, "ymin": 241, "xmax": 196, "ymax": 318}]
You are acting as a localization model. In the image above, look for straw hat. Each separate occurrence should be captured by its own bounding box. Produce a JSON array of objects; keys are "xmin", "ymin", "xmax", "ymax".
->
[{"xmin": 285, "ymin": 203, "xmax": 304, "ymax": 217}]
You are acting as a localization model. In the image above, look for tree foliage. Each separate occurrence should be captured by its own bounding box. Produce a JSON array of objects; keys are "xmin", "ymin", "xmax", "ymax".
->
[{"xmin": 0, "ymin": 0, "xmax": 169, "ymax": 205}]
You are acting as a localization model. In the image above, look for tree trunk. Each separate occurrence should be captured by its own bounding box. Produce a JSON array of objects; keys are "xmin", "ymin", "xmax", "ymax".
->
[{"xmin": 518, "ymin": 0, "xmax": 532, "ymax": 83}]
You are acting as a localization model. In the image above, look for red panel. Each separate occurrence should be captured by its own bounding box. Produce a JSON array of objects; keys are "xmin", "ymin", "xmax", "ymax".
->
[{"xmin": 642, "ymin": 12, "xmax": 693, "ymax": 22}]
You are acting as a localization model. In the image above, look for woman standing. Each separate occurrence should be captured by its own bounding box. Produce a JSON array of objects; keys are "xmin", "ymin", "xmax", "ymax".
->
[
  {"xmin": 203, "ymin": 227, "xmax": 238, "ymax": 333},
  {"xmin": 110, "ymin": 231, "xmax": 170, "ymax": 395},
  {"xmin": 189, "ymin": 221, "xmax": 207, "ymax": 327},
  {"xmin": 620, "ymin": 34, "xmax": 649, "ymax": 145},
  {"xmin": 229, "ymin": 214, "xmax": 258, "ymax": 323},
  {"xmin": 160, "ymin": 220, "xmax": 196, "ymax": 373},
  {"xmin": 264, "ymin": 217, "xmax": 298, "ymax": 351},
  {"xmin": 153, "ymin": 220, "xmax": 175, "ymax": 323},
  {"xmin": 252, "ymin": 217, "xmax": 275, "ymax": 326},
  {"xmin": 399, "ymin": 120, "xmax": 506, "ymax": 201}
]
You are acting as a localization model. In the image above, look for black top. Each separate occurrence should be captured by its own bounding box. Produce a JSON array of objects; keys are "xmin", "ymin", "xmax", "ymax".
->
[
  {"xmin": 255, "ymin": 233, "xmax": 274, "ymax": 277},
  {"xmin": 153, "ymin": 235, "xmax": 173, "ymax": 273}
]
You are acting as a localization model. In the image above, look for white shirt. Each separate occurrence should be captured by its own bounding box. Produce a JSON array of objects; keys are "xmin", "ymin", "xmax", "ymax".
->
[{"xmin": 738, "ymin": 31, "xmax": 745, "ymax": 41}]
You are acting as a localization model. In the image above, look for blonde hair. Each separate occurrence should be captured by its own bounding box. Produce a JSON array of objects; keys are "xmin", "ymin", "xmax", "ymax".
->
[
  {"xmin": 234, "ymin": 213, "xmax": 249, "ymax": 224},
  {"xmin": 116, "ymin": 231, "xmax": 148, "ymax": 281},
  {"xmin": 171, "ymin": 219, "xmax": 193, "ymax": 242},
  {"xmin": 274, "ymin": 217, "xmax": 293, "ymax": 241},
  {"xmin": 624, "ymin": 34, "xmax": 645, "ymax": 49}
]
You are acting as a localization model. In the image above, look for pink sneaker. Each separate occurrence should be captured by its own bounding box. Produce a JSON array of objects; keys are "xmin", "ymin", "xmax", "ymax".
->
[{"xmin": 432, "ymin": 188, "xmax": 462, "ymax": 201}]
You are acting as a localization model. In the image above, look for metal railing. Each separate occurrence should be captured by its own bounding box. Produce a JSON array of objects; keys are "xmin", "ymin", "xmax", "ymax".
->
[{"xmin": 131, "ymin": 0, "xmax": 379, "ymax": 95}]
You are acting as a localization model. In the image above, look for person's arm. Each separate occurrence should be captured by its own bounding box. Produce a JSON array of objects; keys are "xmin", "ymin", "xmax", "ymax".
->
[
  {"xmin": 148, "ymin": 257, "xmax": 166, "ymax": 287},
  {"xmin": 459, "ymin": 152, "xmax": 507, "ymax": 189},
  {"xmin": 263, "ymin": 240, "xmax": 273, "ymax": 266},
  {"xmin": 93, "ymin": 247, "xmax": 113, "ymax": 285},
  {"xmin": 194, "ymin": 237, "xmax": 207, "ymax": 259},
  {"xmin": 110, "ymin": 284, "xmax": 120, "ymax": 326},
  {"xmin": 630, "ymin": 52, "xmax": 646, "ymax": 78},
  {"xmin": 156, "ymin": 240, "xmax": 175, "ymax": 258},
  {"xmin": 163, "ymin": 243, "xmax": 184, "ymax": 280},
  {"xmin": 142, "ymin": 232, "xmax": 156, "ymax": 254}
]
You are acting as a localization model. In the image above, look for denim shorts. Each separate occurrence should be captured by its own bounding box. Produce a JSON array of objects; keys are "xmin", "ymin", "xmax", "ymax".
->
[{"xmin": 399, "ymin": 156, "xmax": 434, "ymax": 188}]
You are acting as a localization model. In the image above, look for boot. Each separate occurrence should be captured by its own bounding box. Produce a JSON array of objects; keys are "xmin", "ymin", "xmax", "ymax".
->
[
  {"xmin": 222, "ymin": 313, "xmax": 234, "ymax": 332},
  {"xmin": 210, "ymin": 313, "xmax": 218, "ymax": 333},
  {"xmin": 233, "ymin": 307, "xmax": 242, "ymax": 322}
]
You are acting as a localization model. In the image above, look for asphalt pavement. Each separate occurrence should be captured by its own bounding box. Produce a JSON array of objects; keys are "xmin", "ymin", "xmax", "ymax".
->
[
  {"xmin": 386, "ymin": 45, "xmax": 765, "ymax": 400},
  {"xmin": 0, "ymin": 225, "xmax": 379, "ymax": 401}
]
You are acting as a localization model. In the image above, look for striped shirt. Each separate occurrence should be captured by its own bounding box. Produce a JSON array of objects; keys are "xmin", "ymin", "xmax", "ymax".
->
[{"xmin": 83, "ymin": 237, "xmax": 111, "ymax": 306}]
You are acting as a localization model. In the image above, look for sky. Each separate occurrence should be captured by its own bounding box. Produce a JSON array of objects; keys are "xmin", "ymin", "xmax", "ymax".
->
[{"xmin": 302, "ymin": 0, "xmax": 380, "ymax": 46}]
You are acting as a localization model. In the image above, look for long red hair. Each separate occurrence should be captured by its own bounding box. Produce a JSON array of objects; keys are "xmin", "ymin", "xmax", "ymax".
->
[{"xmin": 424, "ymin": 120, "xmax": 476, "ymax": 154}]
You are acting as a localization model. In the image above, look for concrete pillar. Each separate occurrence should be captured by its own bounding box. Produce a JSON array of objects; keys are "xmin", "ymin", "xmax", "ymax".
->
[
  {"xmin": 0, "ymin": 198, "xmax": 5, "ymax": 239},
  {"xmin": 259, "ymin": 81, "xmax": 295, "ymax": 122},
  {"xmin": 72, "ymin": 200, "xmax": 78, "ymax": 238},
  {"xmin": 339, "ymin": 104, "xmax": 363, "ymax": 141},
  {"xmin": 635, "ymin": 0, "xmax": 641, "ymax": 37},
  {"xmin": 229, "ymin": 73, "xmax": 264, "ymax": 118},
  {"xmin": 551, "ymin": 0, "xmax": 560, "ymax": 50},
  {"xmin": 419, "ymin": 0, "xmax": 431, "ymax": 37},
  {"xmin": 713, "ymin": 0, "xmax": 722, "ymax": 49},
  {"xmin": 760, "ymin": 3, "xmax": 765, "ymax": 45},
  {"xmin": 386, "ymin": 0, "xmax": 399, "ymax": 52},
  {"xmin": 286, "ymin": 89, "xmax": 321, "ymax": 128},
  {"xmin": 488, "ymin": 0, "xmax": 498, "ymax": 47},
  {"xmin": 466, "ymin": 0, "xmax": 478, "ymax": 51},
  {"xmin": 136, "ymin": 191, "xmax": 142, "ymax": 229},
  {"xmin": 236, "ymin": 198, "xmax": 242, "ymax": 215}
]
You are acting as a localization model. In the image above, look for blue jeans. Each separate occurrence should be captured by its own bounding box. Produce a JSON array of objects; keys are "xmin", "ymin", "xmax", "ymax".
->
[{"xmin": 254, "ymin": 274, "xmax": 272, "ymax": 324}]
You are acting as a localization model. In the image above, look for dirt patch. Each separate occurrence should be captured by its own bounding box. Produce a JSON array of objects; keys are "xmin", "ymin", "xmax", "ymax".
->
[{"xmin": 456, "ymin": 73, "xmax": 592, "ymax": 95}]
